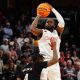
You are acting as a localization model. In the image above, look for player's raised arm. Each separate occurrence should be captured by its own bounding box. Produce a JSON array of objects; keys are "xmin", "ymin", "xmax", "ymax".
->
[
  {"xmin": 52, "ymin": 7, "xmax": 65, "ymax": 35},
  {"xmin": 30, "ymin": 14, "xmax": 42, "ymax": 37},
  {"xmin": 47, "ymin": 38, "xmax": 59, "ymax": 67},
  {"xmin": 46, "ymin": 3, "xmax": 65, "ymax": 35}
]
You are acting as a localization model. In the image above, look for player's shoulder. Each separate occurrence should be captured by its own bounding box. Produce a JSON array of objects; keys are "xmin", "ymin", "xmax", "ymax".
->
[{"xmin": 53, "ymin": 30, "xmax": 58, "ymax": 34}]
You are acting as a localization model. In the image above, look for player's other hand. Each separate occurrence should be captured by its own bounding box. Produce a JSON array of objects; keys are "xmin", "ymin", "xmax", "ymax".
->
[
  {"xmin": 37, "ymin": 14, "xmax": 42, "ymax": 18},
  {"xmin": 49, "ymin": 38, "xmax": 56, "ymax": 50}
]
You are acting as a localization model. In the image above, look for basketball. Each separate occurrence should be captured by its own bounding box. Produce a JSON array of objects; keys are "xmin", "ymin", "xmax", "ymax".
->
[{"xmin": 37, "ymin": 3, "xmax": 51, "ymax": 17}]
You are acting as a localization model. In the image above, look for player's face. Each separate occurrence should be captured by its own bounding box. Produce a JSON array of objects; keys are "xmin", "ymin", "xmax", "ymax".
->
[{"xmin": 45, "ymin": 18, "xmax": 55, "ymax": 30}]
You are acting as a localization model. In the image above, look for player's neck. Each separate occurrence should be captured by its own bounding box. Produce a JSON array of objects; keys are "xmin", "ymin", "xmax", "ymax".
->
[
  {"xmin": 48, "ymin": 28, "xmax": 54, "ymax": 32},
  {"xmin": 45, "ymin": 26, "xmax": 54, "ymax": 32}
]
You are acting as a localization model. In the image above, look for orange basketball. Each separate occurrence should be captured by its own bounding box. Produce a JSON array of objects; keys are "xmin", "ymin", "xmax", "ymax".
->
[{"xmin": 37, "ymin": 3, "xmax": 51, "ymax": 17}]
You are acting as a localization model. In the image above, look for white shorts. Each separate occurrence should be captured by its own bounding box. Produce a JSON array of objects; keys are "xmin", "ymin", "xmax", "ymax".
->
[
  {"xmin": 40, "ymin": 68, "xmax": 48, "ymax": 80},
  {"xmin": 40, "ymin": 62, "xmax": 61, "ymax": 80}
]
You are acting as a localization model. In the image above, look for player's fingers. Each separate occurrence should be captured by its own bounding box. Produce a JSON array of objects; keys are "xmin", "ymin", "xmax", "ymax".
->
[{"xmin": 48, "ymin": 43, "xmax": 51, "ymax": 47}]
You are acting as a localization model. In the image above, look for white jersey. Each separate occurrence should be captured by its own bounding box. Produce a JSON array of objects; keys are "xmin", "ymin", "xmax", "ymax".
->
[
  {"xmin": 38, "ymin": 29, "xmax": 61, "ymax": 80},
  {"xmin": 38, "ymin": 29, "xmax": 61, "ymax": 61}
]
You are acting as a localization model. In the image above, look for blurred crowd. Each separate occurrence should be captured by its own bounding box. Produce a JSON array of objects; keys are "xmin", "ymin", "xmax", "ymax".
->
[
  {"xmin": 0, "ymin": 10, "xmax": 80, "ymax": 80},
  {"xmin": 60, "ymin": 42, "xmax": 80, "ymax": 80}
]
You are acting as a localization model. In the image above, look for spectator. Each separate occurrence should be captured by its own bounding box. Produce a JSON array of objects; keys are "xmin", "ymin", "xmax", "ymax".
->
[
  {"xmin": 0, "ymin": 39, "xmax": 9, "ymax": 53},
  {"xmin": 71, "ymin": 50, "xmax": 79, "ymax": 62},
  {"xmin": 62, "ymin": 59, "xmax": 77, "ymax": 80},
  {"xmin": 3, "ymin": 22, "xmax": 13, "ymax": 39},
  {"xmin": 64, "ymin": 51, "xmax": 73, "ymax": 62},
  {"xmin": 23, "ymin": 46, "xmax": 32, "ymax": 56},
  {"xmin": 14, "ymin": 42, "xmax": 22, "ymax": 56},
  {"xmin": 7, "ymin": 45, "xmax": 18, "ymax": 62},
  {"xmin": 21, "ymin": 42, "xmax": 30, "ymax": 53},
  {"xmin": 2, "ymin": 58, "xmax": 17, "ymax": 80},
  {"xmin": 17, "ymin": 32, "xmax": 24, "ymax": 49}
]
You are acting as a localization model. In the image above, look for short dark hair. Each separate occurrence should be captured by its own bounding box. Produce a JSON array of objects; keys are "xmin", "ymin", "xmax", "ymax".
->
[{"xmin": 32, "ymin": 54, "xmax": 44, "ymax": 62}]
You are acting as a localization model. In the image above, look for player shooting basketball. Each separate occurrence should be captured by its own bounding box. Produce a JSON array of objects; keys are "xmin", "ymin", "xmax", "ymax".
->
[{"xmin": 31, "ymin": 3, "xmax": 65, "ymax": 80}]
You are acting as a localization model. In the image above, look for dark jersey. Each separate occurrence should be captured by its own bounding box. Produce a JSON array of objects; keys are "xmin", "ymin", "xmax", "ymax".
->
[
  {"xmin": 17, "ymin": 63, "xmax": 32, "ymax": 80},
  {"xmin": 17, "ymin": 61, "xmax": 47, "ymax": 80}
]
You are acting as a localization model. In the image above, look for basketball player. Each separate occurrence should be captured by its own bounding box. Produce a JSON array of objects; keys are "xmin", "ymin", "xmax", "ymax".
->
[
  {"xmin": 31, "ymin": 3, "xmax": 65, "ymax": 80},
  {"xmin": 17, "ymin": 38, "xmax": 58, "ymax": 80}
]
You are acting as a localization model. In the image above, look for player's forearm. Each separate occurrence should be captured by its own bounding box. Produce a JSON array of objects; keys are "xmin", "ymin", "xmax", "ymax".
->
[
  {"xmin": 52, "ymin": 48, "xmax": 58, "ymax": 63},
  {"xmin": 52, "ymin": 8, "xmax": 65, "ymax": 28},
  {"xmin": 47, "ymin": 48, "xmax": 58, "ymax": 67},
  {"xmin": 31, "ymin": 15, "xmax": 40, "ymax": 31}
]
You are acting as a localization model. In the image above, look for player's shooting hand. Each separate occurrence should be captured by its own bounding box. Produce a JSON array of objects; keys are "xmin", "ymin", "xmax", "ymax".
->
[
  {"xmin": 49, "ymin": 38, "xmax": 56, "ymax": 50},
  {"xmin": 45, "ymin": 3, "xmax": 53, "ymax": 10}
]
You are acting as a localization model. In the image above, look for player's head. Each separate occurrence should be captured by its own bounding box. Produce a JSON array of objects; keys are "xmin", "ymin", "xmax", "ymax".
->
[{"xmin": 45, "ymin": 18, "xmax": 55, "ymax": 31}]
